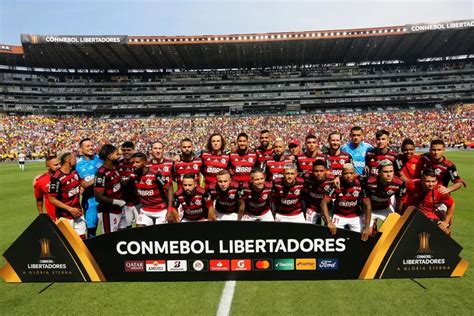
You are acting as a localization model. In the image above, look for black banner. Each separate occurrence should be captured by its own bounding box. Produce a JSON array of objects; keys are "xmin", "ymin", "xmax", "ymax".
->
[
  {"xmin": 0, "ymin": 209, "xmax": 469, "ymax": 282},
  {"xmin": 20, "ymin": 34, "xmax": 128, "ymax": 45}
]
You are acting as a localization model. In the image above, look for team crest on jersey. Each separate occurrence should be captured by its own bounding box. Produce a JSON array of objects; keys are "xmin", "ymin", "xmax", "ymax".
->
[
  {"xmin": 163, "ymin": 166, "xmax": 169, "ymax": 172},
  {"xmin": 324, "ymin": 185, "xmax": 330, "ymax": 191},
  {"xmin": 294, "ymin": 189, "xmax": 300, "ymax": 195},
  {"xmin": 353, "ymin": 190, "xmax": 360, "ymax": 197},
  {"xmin": 229, "ymin": 194, "xmax": 235, "ymax": 199},
  {"xmin": 434, "ymin": 168, "xmax": 441, "ymax": 175},
  {"xmin": 339, "ymin": 159, "xmax": 345, "ymax": 165},
  {"xmin": 195, "ymin": 199, "xmax": 202, "ymax": 206},
  {"xmin": 386, "ymin": 190, "xmax": 394, "ymax": 195},
  {"xmin": 145, "ymin": 179, "xmax": 153, "ymax": 185},
  {"xmin": 262, "ymin": 194, "xmax": 268, "ymax": 200},
  {"xmin": 96, "ymin": 177, "xmax": 103, "ymax": 184},
  {"xmin": 193, "ymin": 164, "xmax": 199, "ymax": 170},
  {"xmin": 221, "ymin": 159, "xmax": 227, "ymax": 164},
  {"xmin": 248, "ymin": 157, "xmax": 254, "ymax": 163}
]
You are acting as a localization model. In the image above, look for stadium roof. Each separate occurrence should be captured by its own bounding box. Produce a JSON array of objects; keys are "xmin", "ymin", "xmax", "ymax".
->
[{"xmin": 0, "ymin": 20, "xmax": 473, "ymax": 70}]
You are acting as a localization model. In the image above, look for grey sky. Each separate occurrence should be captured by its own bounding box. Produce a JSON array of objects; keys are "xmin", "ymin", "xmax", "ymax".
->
[{"xmin": 1, "ymin": 0, "xmax": 473, "ymax": 44}]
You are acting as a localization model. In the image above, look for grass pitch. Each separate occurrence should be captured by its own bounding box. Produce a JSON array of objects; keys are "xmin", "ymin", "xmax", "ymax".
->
[{"xmin": 1, "ymin": 151, "xmax": 473, "ymax": 315}]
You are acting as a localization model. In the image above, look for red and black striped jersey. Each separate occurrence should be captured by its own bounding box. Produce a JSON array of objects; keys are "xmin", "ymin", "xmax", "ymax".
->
[
  {"xmin": 174, "ymin": 157, "xmax": 202, "ymax": 188},
  {"xmin": 240, "ymin": 182, "xmax": 273, "ymax": 216},
  {"xmin": 296, "ymin": 153, "xmax": 329, "ymax": 175},
  {"xmin": 174, "ymin": 187, "xmax": 209, "ymax": 221},
  {"xmin": 117, "ymin": 158, "xmax": 139, "ymax": 206},
  {"xmin": 207, "ymin": 181, "xmax": 241, "ymax": 214},
  {"xmin": 148, "ymin": 158, "xmax": 174, "ymax": 185},
  {"xmin": 49, "ymin": 170, "xmax": 82, "ymax": 219},
  {"xmin": 130, "ymin": 168, "xmax": 170, "ymax": 212},
  {"xmin": 327, "ymin": 151, "xmax": 353, "ymax": 177},
  {"xmin": 201, "ymin": 152, "xmax": 230, "ymax": 188},
  {"xmin": 264, "ymin": 156, "xmax": 293, "ymax": 182},
  {"xmin": 365, "ymin": 176, "xmax": 406, "ymax": 211},
  {"xmin": 273, "ymin": 177, "xmax": 305, "ymax": 216},
  {"xmin": 365, "ymin": 147, "xmax": 398, "ymax": 177},
  {"xmin": 417, "ymin": 154, "xmax": 462, "ymax": 187},
  {"xmin": 303, "ymin": 172, "xmax": 334, "ymax": 212},
  {"xmin": 324, "ymin": 178, "xmax": 368, "ymax": 217},
  {"xmin": 228, "ymin": 152, "xmax": 258, "ymax": 185},
  {"xmin": 256, "ymin": 146, "xmax": 274, "ymax": 168},
  {"xmin": 95, "ymin": 166, "xmax": 123, "ymax": 214}
]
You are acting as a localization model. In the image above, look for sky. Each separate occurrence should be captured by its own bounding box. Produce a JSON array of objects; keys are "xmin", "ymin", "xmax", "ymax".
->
[{"xmin": 0, "ymin": 0, "xmax": 473, "ymax": 44}]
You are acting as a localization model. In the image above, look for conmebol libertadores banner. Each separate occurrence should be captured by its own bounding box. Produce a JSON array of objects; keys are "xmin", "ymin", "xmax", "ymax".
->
[{"xmin": 0, "ymin": 208, "xmax": 468, "ymax": 282}]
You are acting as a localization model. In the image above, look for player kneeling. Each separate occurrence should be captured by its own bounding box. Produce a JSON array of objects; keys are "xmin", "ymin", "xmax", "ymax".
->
[
  {"xmin": 405, "ymin": 168, "xmax": 455, "ymax": 235},
  {"xmin": 238, "ymin": 168, "xmax": 274, "ymax": 221},
  {"xmin": 130, "ymin": 153, "xmax": 178, "ymax": 226},
  {"xmin": 321, "ymin": 163, "xmax": 372, "ymax": 241},
  {"xmin": 207, "ymin": 170, "xmax": 241, "ymax": 221},
  {"xmin": 49, "ymin": 153, "xmax": 86, "ymax": 239},
  {"xmin": 175, "ymin": 173, "xmax": 215, "ymax": 222}
]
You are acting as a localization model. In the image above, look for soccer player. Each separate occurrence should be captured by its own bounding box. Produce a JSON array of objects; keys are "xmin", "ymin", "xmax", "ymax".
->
[
  {"xmin": 130, "ymin": 153, "xmax": 178, "ymax": 226},
  {"xmin": 33, "ymin": 156, "xmax": 61, "ymax": 221},
  {"xmin": 417, "ymin": 139, "xmax": 465, "ymax": 194},
  {"xmin": 264, "ymin": 139, "xmax": 293, "ymax": 182},
  {"xmin": 238, "ymin": 168, "xmax": 274, "ymax": 221},
  {"xmin": 303, "ymin": 160, "xmax": 334, "ymax": 224},
  {"xmin": 394, "ymin": 138, "xmax": 422, "ymax": 182},
  {"xmin": 48, "ymin": 153, "xmax": 86, "ymax": 238},
  {"xmin": 148, "ymin": 141, "xmax": 174, "ymax": 185},
  {"xmin": 296, "ymin": 135, "xmax": 328, "ymax": 175},
  {"xmin": 229, "ymin": 141, "xmax": 237, "ymax": 154},
  {"xmin": 326, "ymin": 131, "xmax": 353, "ymax": 177},
  {"xmin": 207, "ymin": 170, "xmax": 241, "ymax": 221},
  {"xmin": 256, "ymin": 129, "xmax": 273, "ymax": 168},
  {"xmin": 273, "ymin": 164, "xmax": 306, "ymax": 223},
  {"xmin": 365, "ymin": 160, "xmax": 406, "ymax": 228},
  {"xmin": 94, "ymin": 144, "xmax": 125, "ymax": 234},
  {"xmin": 18, "ymin": 151, "xmax": 26, "ymax": 171},
  {"xmin": 405, "ymin": 168, "xmax": 455, "ymax": 234},
  {"xmin": 365, "ymin": 130, "xmax": 398, "ymax": 177},
  {"xmin": 288, "ymin": 139, "xmax": 301, "ymax": 160},
  {"xmin": 341, "ymin": 126, "xmax": 374, "ymax": 176},
  {"xmin": 76, "ymin": 138, "xmax": 103, "ymax": 237},
  {"xmin": 201, "ymin": 133, "xmax": 230, "ymax": 188},
  {"xmin": 174, "ymin": 138, "xmax": 203, "ymax": 188},
  {"xmin": 228, "ymin": 133, "xmax": 258, "ymax": 186},
  {"xmin": 174, "ymin": 173, "xmax": 214, "ymax": 222},
  {"xmin": 321, "ymin": 163, "xmax": 372, "ymax": 241},
  {"xmin": 117, "ymin": 141, "xmax": 139, "ymax": 229}
]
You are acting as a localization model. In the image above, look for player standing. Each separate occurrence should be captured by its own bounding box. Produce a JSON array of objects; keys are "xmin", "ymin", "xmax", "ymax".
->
[
  {"xmin": 76, "ymin": 138, "xmax": 103, "ymax": 237},
  {"xmin": 273, "ymin": 164, "xmax": 306, "ymax": 223},
  {"xmin": 303, "ymin": 160, "xmax": 334, "ymax": 224},
  {"xmin": 263, "ymin": 139, "xmax": 293, "ymax": 182},
  {"xmin": 201, "ymin": 133, "xmax": 230, "ymax": 188},
  {"xmin": 94, "ymin": 144, "xmax": 125, "ymax": 234},
  {"xmin": 33, "ymin": 156, "xmax": 61, "ymax": 221},
  {"xmin": 326, "ymin": 131, "xmax": 353, "ymax": 177},
  {"xmin": 174, "ymin": 138, "xmax": 203, "ymax": 188},
  {"xmin": 18, "ymin": 151, "xmax": 26, "ymax": 171},
  {"xmin": 117, "ymin": 141, "xmax": 139, "ymax": 229},
  {"xmin": 321, "ymin": 163, "xmax": 372, "ymax": 241},
  {"xmin": 394, "ymin": 138, "xmax": 422, "ymax": 182},
  {"xmin": 365, "ymin": 160, "xmax": 406, "ymax": 228},
  {"xmin": 365, "ymin": 130, "xmax": 398, "ymax": 177},
  {"xmin": 48, "ymin": 153, "xmax": 86, "ymax": 238},
  {"xmin": 341, "ymin": 126, "xmax": 373, "ymax": 176},
  {"xmin": 255, "ymin": 129, "xmax": 273, "ymax": 168},
  {"xmin": 296, "ymin": 135, "xmax": 328, "ymax": 175},
  {"xmin": 238, "ymin": 168, "xmax": 274, "ymax": 221},
  {"xmin": 228, "ymin": 133, "xmax": 258, "ymax": 186},
  {"xmin": 148, "ymin": 141, "xmax": 174, "ymax": 185},
  {"xmin": 207, "ymin": 170, "xmax": 241, "ymax": 221},
  {"xmin": 174, "ymin": 173, "xmax": 214, "ymax": 222},
  {"xmin": 130, "ymin": 153, "xmax": 177, "ymax": 226}
]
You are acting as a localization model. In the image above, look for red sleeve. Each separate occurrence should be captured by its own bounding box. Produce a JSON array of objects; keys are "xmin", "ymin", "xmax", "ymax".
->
[
  {"xmin": 441, "ymin": 194, "xmax": 455, "ymax": 208},
  {"xmin": 33, "ymin": 181, "xmax": 43, "ymax": 200}
]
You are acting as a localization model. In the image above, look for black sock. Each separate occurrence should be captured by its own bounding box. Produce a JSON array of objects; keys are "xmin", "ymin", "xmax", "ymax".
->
[{"xmin": 87, "ymin": 227, "xmax": 97, "ymax": 238}]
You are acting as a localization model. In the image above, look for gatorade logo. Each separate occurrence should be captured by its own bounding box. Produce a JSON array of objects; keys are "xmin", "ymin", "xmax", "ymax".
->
[
  {"xmin": 231, "ymin": 259, "xmax": 251, "ymax": 271},
  {"xmin": 252, "ymin": 259, "xmax": 273, "ymax": 271}
]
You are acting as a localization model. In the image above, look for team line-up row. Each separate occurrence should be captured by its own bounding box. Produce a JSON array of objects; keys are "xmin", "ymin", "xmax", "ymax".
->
[{"xmin": 32, "ymin": 127, "xmax": 466, "ymax": 240}]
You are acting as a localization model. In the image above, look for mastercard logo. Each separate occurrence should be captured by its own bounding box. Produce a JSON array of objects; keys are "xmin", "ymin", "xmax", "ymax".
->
[{"xmin": 253, "ymin": 259, "xmax": 273, "ymax": 271}]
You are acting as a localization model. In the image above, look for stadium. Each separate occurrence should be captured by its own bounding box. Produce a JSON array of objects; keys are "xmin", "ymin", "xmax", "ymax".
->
[{"xmin": 0, "ymin": 17, "xmax": 473, "ymax": 315}]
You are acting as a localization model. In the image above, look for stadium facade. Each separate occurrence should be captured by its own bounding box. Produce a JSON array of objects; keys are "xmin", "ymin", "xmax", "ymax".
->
[{"xmin": 0, "ymin": 20, "xmax": 473, "ymax": 116}]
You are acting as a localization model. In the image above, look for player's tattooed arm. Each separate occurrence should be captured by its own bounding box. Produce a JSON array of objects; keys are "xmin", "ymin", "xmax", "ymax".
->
[
  {"xmin": 320, "ymin": 195, "xmax": 336, "ymax": 236},
  {"xmin": 361, "ymin": 198, "xmax": 372, "ymax": 241},
  {"xmin": 237, "ymin": 199, "xmax": 245, "ymax": 221}
]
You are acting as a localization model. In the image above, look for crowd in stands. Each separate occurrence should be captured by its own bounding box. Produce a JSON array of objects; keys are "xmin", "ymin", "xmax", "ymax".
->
[{"xmin": 0, "ymin": 104, "xmax": 472, "ymax": 160}]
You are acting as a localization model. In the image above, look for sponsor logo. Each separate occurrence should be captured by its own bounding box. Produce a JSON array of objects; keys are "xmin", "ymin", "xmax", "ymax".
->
[
  {"xmin": 231, "ymin": 259, "xmax": 251, "ymax": 271},
  {"xmin": 317, "ymin": 258, "xmax": 339, "ymax": 270},
  {"xmin": 252, "ymin": 259, "xmax": 273, "ymax": 271},
  {"xmin": 145, "ymin": 260, "xmax": 166, "ymax": 272},
  {"xmin": 296, "ymin": 258, "xmax": 316, "ymax": 270},
  {"xmin": 210, "ymin": 259, "xmax": 230, "ymax": 271},
  {"xmin": 274, "ymin": 259, "xmax": 295, "ymax": 271},
  {"xmin": 167, "ymin": 260, "xmax": 187, "ymax": 272},
  {"xmin": 190, "ymin": 260, "xmax": 208, "ymax": 272},
  {"xmin": 125, "ymin": 260, "xmax": 145, "ymax": 272}
]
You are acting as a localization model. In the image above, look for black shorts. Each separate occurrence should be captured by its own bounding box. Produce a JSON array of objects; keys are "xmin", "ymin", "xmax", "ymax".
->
[{"xmin": 19, "ymin": 161, "xmax": 25, "ymax": 165}]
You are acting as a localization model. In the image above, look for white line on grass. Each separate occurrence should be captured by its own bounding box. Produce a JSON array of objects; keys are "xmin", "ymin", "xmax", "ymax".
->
[{"xmin": 216, "ymin": 280, "xmax": 236, "ymax": 316}]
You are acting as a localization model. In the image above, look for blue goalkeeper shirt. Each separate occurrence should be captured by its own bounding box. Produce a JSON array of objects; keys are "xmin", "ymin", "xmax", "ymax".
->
[{"xmin": 340, "ymin": 141, "xmax": 373, "ymax": 175}]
